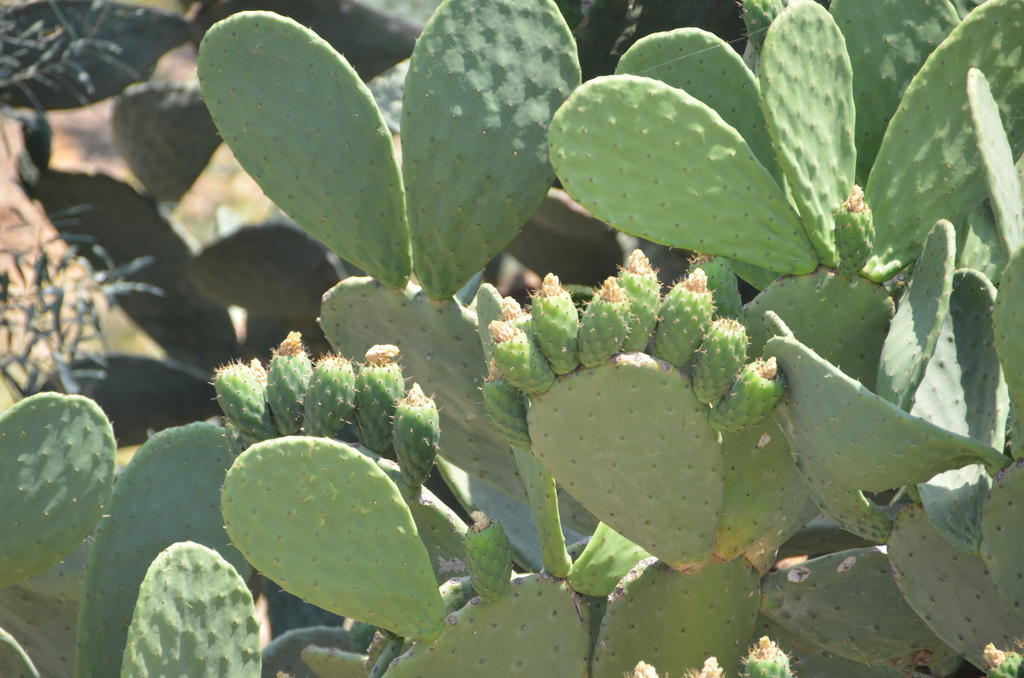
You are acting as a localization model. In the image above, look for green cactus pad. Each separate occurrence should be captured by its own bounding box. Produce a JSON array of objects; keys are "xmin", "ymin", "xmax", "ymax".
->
[
  {"xmin": 759, "ymin": 0, "xmax": 854, "ymax": 266},
  {"xmin": 490, "ymin": 321, "xmax": 556, "ymax": 394},
  {"xmin": 567, "ymin": 523, "xmax": 649, "ymax": 596},
  {"xmin": 577, "ymin": 277, "xmax": 631, "ymax": 367},
  {"xmin": 864, "ymin": 0, "xmax": 1024, "ymax": 280},
  {"xmin": 385, "ymin": 575, "xmax": 591, "ymax": 677},
  {"xmin": 464, "ymin": 514, "xmax": 514, "ymax": 603},
  {"xmin": 549, "ymin": 74, "xmax": 817, "ymax": 275},
  {"xmin": 263, "ymin": 626, "xmax": 363, "ymax": 678},
  {"xmin": 830, "ymin": 0, "xmax": 960, "ymax": 181},
  {"xmin": 19, "ymin": 536, "xmax": 89, "ymax": 603},
  {"xmin": 693, "ymin": 256, "xmax": 743, "ymax": 319},
  {"xmin": 995, "ymin": 249, "xmax": 1024, "ymax": 428},
  {"xmin": 0, "ymin": 393, "xmax": 115, "ymax": 588},
  {"xmin": 513, "ymin": 448, "xmax": 572, "ymax": 578},
  {"xmin": 74, "ymin": 423, "xmax": 249, "ymax": 678},
  {"xmin": 301, "ymin": 645, "xmax": 367, "ymax": 678},
  {"xmin": 392, "ymin": 384, "xmax": 441, "ymax": 489},
  {"xmin": 742, "ymin": 0, "xmax": 784, "ymax": 57},
  {"xmin": 743, "ymin": 267, "xmax": 893, "ymax": 389},
  {"xmin": 529, "ymin": 354, "xmax": 722, "ymax": 569},
  {"xmin": 712, "ymin": 421, "xmax": 819, "ymax": 569},
  {"xmin": 474, "ymin": 283, "xmax": 505, "ymax": 364},
  {"xmin": 833, "ymin": 187, "xmax": 875, "ymax": 278},
  {"xmin": 615, "ymin": 27, "xmax": 780, "ymax": 182},
  {"xmin": 888, "ymin": 505, "xmax": 1024, "ymax": 669},
  {"xmin": 321, "ymin": 278, "xmax": 527, "ymax": 502},
  {"xmin": 354, "ymin": 345, "xmax": 405, "ymax": 454},
  {"xmin": 969, "ymin": 68, "xmax": 1024, "ymax": 256},
  {"xmin": 981, "ymin": 461, "xmax": 1024, "ymax": 616},
  {"xmin": 590, "ymin": 559, "xmax": 760, "ymax": 677},
  {"xmin": 767, "ymin": 335, "xmax": 1008, "ymax": 541},
  {"xmin": 618, "ymin": 251, "xmax": 662, "ymax": 352},
  {"xmin": 875, "ymin": 220, "xmax": 955, "ymax": 411},
  {"xmin": 693, "ymin": 318, "xmax": 748, "ymax": 404},
  {"xmin": 402, "ymin": 0, "xmax": 580, "ymax": 298},
  {"xmin": 0, "ymin": 585, "xmax": 76, "ymax": 678},
  {"xmin": 761, "ymin": 547, "xmax": 957, "ymax": 670},
  {"xmin": 919, "ymin": 465, "xmax": 991, "ymax": 555},
  {"xmin": 653, "ymin": 270, "xmax": 715, "ymax": 368},
  {"xmin": 197, "ymin": 11, "xmax": 411, "ymax": 287},
  {"xmin": 708, "ymin": 358, "xmax": 786, "ymax": 433},
  {"xmin": 267, "ymin": 332, "xmax": 314, "ymax": 435},
  {"xmin": 529, "ymin": 274, "xmax": 581, "ymax": 374},
  {"xmin": 0, "ymin": 626, "xmax": 39, "ymax": 678},
  {"xmin": 303, "ymin": 354, "xmax": 357, "ymax": 438},
  {"xmin": 214, "ymin": 360, "xmax": 277, "ymax": 444},
  {"xmin": 120, "ymin": 542, "xmax": 261, "ymax": 678},
  {"xmin": 221, "ymin": 436, "xmax": 444, "ymax": 639}
]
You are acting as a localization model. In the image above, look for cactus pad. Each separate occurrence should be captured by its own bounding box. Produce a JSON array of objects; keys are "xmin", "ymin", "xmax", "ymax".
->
[
  {"xmin": 120, "ymin": 542, "xmax": 261, "ymax": 677},
  {"xmin": 567, "ymin": 523, "xmax": 649, "ymax": 597},
  {"xmin": 221, "ymin": 436, "xmax": 445, "ymax": 640},
  {"xmin": 0, "ymin": 393, "xmax": 115, "ymax": 588},
  {"xmin": 980, "ymin": 461, "xmax": 1024, "ymax": 616},
  {"xmin": 402, "ymin": 0, "xmax": 580, "ymax": 298},
  {"xmin": 528, "ymin": 354, "xmax": 722, "ymax": 569},
  {"xmin": 385, "ymin": 575, "xmax": 591, "ymax": 677},
  {"xmin": 198, "ymin": 11, "xmax": 411, "ymax": 287},
  {"xmin": 549, "ymin": 74, "xmax": 817, "ymax": 275}
]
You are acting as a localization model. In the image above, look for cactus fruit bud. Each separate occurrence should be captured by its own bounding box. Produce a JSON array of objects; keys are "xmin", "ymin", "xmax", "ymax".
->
[
  {"xmin": 355, "ymin": 345, "xmax": 405, "ymax": 454},
  {"xmin": 618, "ymin": 249, "xmax": 662, "ymax": 352},
  {"xmin": 530, "ymin": 273, "xmax": 581, "ymax": 374},
  {"xmin": 489, "ymin": 320, "xmax": 556, "ymax": 394},
  {"xmin": 708, "ymin": 358, "xmax": 787, "ymax": 432},
  {"xmin": 578, "ymin": 277, "xmax": 630, "ymax": 367},
  {"xmin": 464, "ymin": 512, "xmax": 513, "ymax": 603},
  {"xmin": 303, "ymin": 354, "xmax": 357, "ymax": 438},
  {"xmin": 684, "ymin": 656, "xmax": 724, "ymax": 678},
  {"xmin": 500, "ymin": 296, "xmax": 532, "ymax": 335},
  {"xmin": 482, "ymin": 362, "xmax": 532, "ymax": 449},
  {"xmin": 691, "ymin": 254, "xmax": 742, "ymax": 318},
  {"xmin": 214, "ymin": 360, "xmax": 277, "ymax": 443},
  {"xmin": 834, "ymin": 185, "xmax": 875, "ymax": 278},
  {"xmin": 392, "ymin": 383, "xmax": 440, "ymax": 490},
  {"xmin": 653, "ymin": 270, "xmax": 715, "ymax": 368},
  {"xmin": 629, "ymin": 661, "xmax": 661, "ymax": 678},
  {"xmin": 267, "ymin": 331, "xmax": 314, "ymax": 435},
  {"xmin": 984, "ymin": 643, "xmax": 1024, "ymax": 678},
  {"xmin": 693, "ymin": 318, "xmax": 748, "ymax": 404},
  {"xmin": 744, "ymin": 637, "xmax": 794, "ymax": 678}
]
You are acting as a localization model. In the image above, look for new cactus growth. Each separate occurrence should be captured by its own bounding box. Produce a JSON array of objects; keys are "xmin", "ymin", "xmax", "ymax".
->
[
  {"xmin": 481, "ymin": 362, "xmax": 532, "ymax": 450},
  {"xmin": 654, "ymin": 269, "xmax": 715, "ymax": 368},
  {"xmin": 355, "ymin": 344, "xmax": 405, "ymax": 454},
  {"xmin": 685, "ymin": 657, "xmax": 724, "ymax": 678},
  {"xmin": 691, "ymin": 255, "xmax": 743, "ymax": 319},
  {"xmin": 578, "ymin": 277, "xmax": 631, "ymax": 367},
  {"xmin": 463, "ymin": 512, "xmax": 513, "ymax": 604},
  {"xmin": 489, "ymin": 320, "xmax": 555, "ymax": 394},
  {"xmin": 984, "ymin": 644, "xmax": 1024, "ymax": 678},
  {"xmin": 392, "ymin": 384, "xmax": 440, "ymax": 490},
  {"xmin": 266, "ymin": 331, "xmax": 313, "ymax": 435},
  {"xmin": 834, "ymin": 185, "xmax": 875, "ymax": 278},
  {"xmin": 743, "ymin": 637, "xmax": 793, "ymax": 678},
  {"xmin": 303, "ymin": 354, "xmax": 357, "ymax": 438},
  {"xmin": 530, "ymin": 273, "xmax": 581, "ymax": 374},
  {"xmin": 693, "ymin": 318, "xmax": 749, "ymax": 404},
  {"xmin": 708, "ymin": 358, "xmax": 786, "ymax": 433},
  {"xmin": 618, "ymin": 250, "xmax": 662, "ymax": 351},
  {"xmin": 213, "ymin": 359, "xmax": 277, "ymax": 443}
]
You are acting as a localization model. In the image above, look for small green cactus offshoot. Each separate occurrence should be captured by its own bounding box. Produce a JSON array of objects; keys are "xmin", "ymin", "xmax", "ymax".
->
[
  {"xmin": 266, "ymin": 331, "xmax": 313, "ymax": 435},
  {"xmin": 481, "ymin": 361, "xmax": 532, "ymax": 449},
  {"xmin": 578, "ymin": 277, "xmax": 631, "ymax": 367},
  {"xmin": 214, "ymin": 359, "xmax": 277, "ymax": 443},
  {"xmin": 618, "ymin": 249, "xmax": 662, "ymax": 352},
  {"xmin": 693, "ymin": 318, "xmax": 748, "ymax": 404},
  {"xmin": 834, "ymin": 185, "xmax": 875, "ymax": 278},
  {"xmin": 355, "ymin": 344, "xmax": 405, "ymax": 454},
  {"xmin": 303, "ymin": 354, "xmax": 357, "ymax": 438},
  {"xmin": 489, "ymin": 320, "xmax": 555, "ymax": 394},
  {"xmin": 707, "ymin": 358, "xmax": 786, "ymax": 433},
  {"xmin": 984, "ymin": 643, "xmax": 1024, "ymax": 678},
  {"xmin": 464, "ymin": 512, "xmax": 513, "ymax": 604},
  {"xmin": 691, "ymin": 254, "xmax": 742, "ymax": 319},
  {"xmin": 743, "ymin": 637, "xmax": 793, "ymax": 678},
  {"xmin": 654, "ymin": 268, "xmax": 715, "ymax": 368},
  {"xmin": 392, "ymin": 383, "xmax": 440, "ymax": 491},
  {"xmin": 530, "ymin": 273, "xmax": 581, "ymax": 374}
]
